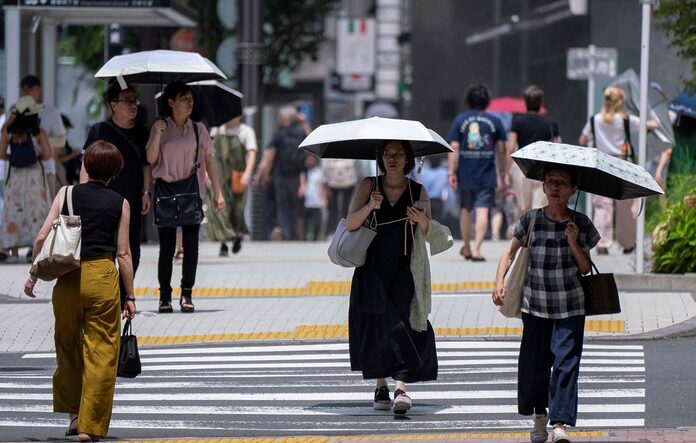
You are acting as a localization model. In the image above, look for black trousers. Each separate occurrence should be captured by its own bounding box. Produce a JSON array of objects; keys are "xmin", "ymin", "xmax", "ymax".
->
[
  {"xmin": 157, "ymin": 224, "xmax": 200, "ymax": 303},
  {"xmin": 118, "ymin": 204, "xmax": 141, "ymax": 309}
]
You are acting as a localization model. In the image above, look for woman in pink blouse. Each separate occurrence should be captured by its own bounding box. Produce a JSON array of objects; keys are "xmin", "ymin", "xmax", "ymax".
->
[{"xmin": 146, "ymin": 82, "xmax": 225, "ymax": 313}]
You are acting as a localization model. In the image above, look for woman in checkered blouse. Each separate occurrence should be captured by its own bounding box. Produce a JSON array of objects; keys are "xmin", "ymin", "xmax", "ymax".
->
[{"xmin": 493, "ymin": 166, "xmax": 600, "ymax": 443}]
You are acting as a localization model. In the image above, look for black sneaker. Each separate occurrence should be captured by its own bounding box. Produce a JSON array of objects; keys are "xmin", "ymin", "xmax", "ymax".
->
[
  {"xmin": 232, "ymin": 237, "xmax": 242, "ymax": 254},
  {"xmin": 219, "ymin": 243, "xmax": 229, "ymax": 257},
  {"xmin": 373, "ymin": 386, "xmax": 391, "ymax": 410},
  {"xmin": 0, "ymin": 250, "xmax": 8, "ymax": 262}
]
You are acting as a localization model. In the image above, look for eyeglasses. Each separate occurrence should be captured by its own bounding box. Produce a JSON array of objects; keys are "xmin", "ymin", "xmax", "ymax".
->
[
  {"xmin": 544, "ymin": 179, "xmax": 572, "ymax": 188},
  {"xmin": 115, "ymin": 99, "xmax": 140, "ymax": 106}
]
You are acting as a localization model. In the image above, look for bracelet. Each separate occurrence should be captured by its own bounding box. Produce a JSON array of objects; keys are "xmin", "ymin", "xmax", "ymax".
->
[
  {"xmin": 142, "ymin": 191, "xmax": 151, "ymax": 196},
  {"xmin": 125, "ymin": 295, "xmax": 136, "ymax": 302}
]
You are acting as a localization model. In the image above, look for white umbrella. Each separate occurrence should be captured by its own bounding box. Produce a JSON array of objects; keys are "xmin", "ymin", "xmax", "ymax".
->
[
  {"xmin": 299, "ymin": 117, "xmax": 452, "ymax": 160},
  {"xmin": 94, "ymin": 50, "xmax": 226, "ymax": 87},
  {"xmin": 512, "ymin": 141, "xmax": 663, "ymax": 200}
]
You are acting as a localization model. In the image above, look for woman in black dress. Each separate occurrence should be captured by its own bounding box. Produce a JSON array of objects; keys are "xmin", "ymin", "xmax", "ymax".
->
[{"xmin": 345, "ymin": 140, "xmax": 438, "ymax": 416}]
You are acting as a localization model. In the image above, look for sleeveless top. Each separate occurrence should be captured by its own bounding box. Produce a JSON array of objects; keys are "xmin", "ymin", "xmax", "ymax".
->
[{"xmin": 61, "ymin": 182, "xmax": 124, "ymax": 259}]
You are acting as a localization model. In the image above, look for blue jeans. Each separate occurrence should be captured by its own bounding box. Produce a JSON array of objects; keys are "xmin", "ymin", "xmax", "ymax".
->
[{"xmin": 518, "ymin": 312, "xmax": 585, "ymax": 426}]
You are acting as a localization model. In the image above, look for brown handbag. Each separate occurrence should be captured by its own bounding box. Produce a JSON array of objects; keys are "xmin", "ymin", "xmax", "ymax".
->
[
  {"xmin": 231, "ymin": 170, "xmax": 246, "ymax": 194},
  {"xmin": 580, "ymin": 261, "xmax": 621, "ymax": 316}
]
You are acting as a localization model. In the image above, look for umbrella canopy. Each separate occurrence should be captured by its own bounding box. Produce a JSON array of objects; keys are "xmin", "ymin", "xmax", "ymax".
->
[
  {"xmin": 299, "ymin": 117, "xmax": 452, "ymax": 160},
  {"xmin": 669, "ymin": 92, "xmax": 696, "ymax": 120},
  {"xmin": 95, "ymin": 50, "xmax": 226, "ymax": 85},
  {"xmin": 607, "ymin": 69, "xmax": 675, "ymax": 159},
  {"xmin": 511, "ymin": 141, "xmax": 664, "ymax": 200},
  {"xmin": 486, "ymin": 97, "xmax": 547, "ymax": 114},
  {"xmin": 156, "ymin": 80, "xmax": 243, "ymax": 127}
]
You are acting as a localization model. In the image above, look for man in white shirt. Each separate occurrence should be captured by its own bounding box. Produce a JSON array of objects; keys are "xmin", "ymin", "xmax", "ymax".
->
[{"xmin": 20, "ymin": 75, "xmax": 66, "ymax": 198}]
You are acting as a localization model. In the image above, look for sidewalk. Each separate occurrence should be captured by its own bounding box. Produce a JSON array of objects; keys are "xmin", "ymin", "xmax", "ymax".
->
[{"xmin": 1, "ymin": 240, "xmax": 695, "ymax": 353}]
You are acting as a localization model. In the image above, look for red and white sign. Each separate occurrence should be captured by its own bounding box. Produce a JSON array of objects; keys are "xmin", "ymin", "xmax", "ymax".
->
[{"xmin": 336, "ymin": 18, "xmax": 375, "ymax": 75}]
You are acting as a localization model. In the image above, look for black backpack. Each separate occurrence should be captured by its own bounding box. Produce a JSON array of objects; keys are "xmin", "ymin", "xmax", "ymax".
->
[
  {"xmin": 276, "ymin": 125, "xmax": 307, "ymax": 176},
  {"xmin": 9, "ymin": 136, "xmax": 38, "ymax": 168}
]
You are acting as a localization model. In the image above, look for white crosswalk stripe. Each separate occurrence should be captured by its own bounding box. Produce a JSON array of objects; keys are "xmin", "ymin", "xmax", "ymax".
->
[{"xmin": 0, "ymin": 340, "xmax": 645, "ymax": 436}]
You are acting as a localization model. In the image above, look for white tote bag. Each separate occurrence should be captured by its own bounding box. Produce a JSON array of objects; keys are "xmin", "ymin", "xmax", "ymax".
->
[
  {"xmin": 31, "ymin": 186, "xmax": 82, "ymax": 281},
  {"xmin": 499, "ymin": 209, "xmax": 538, "ymax": 319},
  {"xmin": 327, "ymin": 213, "xmax": 377, "ymax": 267}
]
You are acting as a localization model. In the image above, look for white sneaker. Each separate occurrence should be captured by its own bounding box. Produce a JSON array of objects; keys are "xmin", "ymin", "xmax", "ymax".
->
[
  {"xmin": 530, "ymin": 414, "xmax": 549, "ymax": 443},
  {"xmin": 392, "ymin": 389, "xmax": 412, "ymax": 415},
  {"xmin": 551, "ymin": 423, "xmax": 571, "ymax": 443}
]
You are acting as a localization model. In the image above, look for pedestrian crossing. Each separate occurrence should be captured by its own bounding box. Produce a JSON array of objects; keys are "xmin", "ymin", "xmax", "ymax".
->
[{"xmin": 0, "ymin": 341, "xmax": 645, "ymax": 437}]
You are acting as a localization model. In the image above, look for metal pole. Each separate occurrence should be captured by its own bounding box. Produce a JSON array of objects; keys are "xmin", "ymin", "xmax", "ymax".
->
[
  {"xmin": 636, "ymin": 0, "xmax": 653, "ymax": 274},
  {"xmin": 585, "ymin": 44, "xmax": 595, "ymax": 218}
]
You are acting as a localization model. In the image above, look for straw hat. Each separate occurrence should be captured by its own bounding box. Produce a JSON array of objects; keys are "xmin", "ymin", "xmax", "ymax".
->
[{"xmin": 12, "ymin": 96, "xmax": 44, "ymax": 116}]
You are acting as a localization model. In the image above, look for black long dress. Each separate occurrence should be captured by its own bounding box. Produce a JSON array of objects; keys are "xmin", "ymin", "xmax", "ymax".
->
[{"xmin": 348, "ymin": 177, "xmax": 438, "ymax": 382}]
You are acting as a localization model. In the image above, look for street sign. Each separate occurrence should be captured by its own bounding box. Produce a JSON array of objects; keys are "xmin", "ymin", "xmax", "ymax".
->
[
  {"xmin": 336, "ymin": 18, "xmax": 376, "ymax": 75},
  {"xmin": 567, "ymin": 47, "xmax": 618, "ymax": 80}
]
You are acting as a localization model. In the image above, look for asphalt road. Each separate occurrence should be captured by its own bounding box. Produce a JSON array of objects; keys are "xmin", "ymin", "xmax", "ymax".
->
[{"xmin": 0, "ymin": 337, "xmax": 694, "ymax": 441}]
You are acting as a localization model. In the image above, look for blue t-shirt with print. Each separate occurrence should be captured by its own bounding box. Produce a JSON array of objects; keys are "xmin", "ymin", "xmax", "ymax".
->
[{"xmin": 446, "ymin": 110, "xmax": 507, "ymax": 190}]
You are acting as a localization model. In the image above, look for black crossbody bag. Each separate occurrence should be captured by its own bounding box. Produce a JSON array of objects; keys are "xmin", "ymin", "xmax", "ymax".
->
[{"xmin": 153, "ymin": 122, "xmax": 204, "ymax": 227}]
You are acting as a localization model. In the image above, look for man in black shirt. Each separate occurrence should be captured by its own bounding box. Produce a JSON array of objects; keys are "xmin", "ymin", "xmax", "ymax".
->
[
  {"xmin": 82, "ymin": 82, "xmax": 151, "ymax": 308},
  {"xmin": 505, "ymin": 85, "xmax": 560, "ymax": 217}
]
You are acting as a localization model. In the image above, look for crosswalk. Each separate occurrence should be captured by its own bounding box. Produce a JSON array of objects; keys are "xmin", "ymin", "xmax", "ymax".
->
[{"xmin": 0, "ymin": 340, "xmax": 645, "ymax": 437}]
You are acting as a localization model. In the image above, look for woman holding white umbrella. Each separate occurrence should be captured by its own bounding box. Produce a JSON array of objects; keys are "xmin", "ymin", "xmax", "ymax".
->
[
  {"xmin": 146, "ymin": 82, "xmax": 225, "ymax": 313},
  {"xmin": 346, "ymin": 140, "xmax": 438, "ymax": 416}
]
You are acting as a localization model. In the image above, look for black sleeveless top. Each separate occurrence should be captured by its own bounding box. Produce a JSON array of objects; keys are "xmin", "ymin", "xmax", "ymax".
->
[{"xmin": 61, "ymin": 182, "xmax": 124, "ymax": 259}]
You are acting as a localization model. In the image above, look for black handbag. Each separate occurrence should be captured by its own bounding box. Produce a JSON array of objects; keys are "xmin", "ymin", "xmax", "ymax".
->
[
  {"xmin": 153, "ymin": 121, "xmax": 204, "ymax": 227},
  {"xmin": 117, "ymin": 318, "xmax": 141, "ymax": 378},
  {"xmin": 580, "ymin": 261, "xmax": 621, "ymax": 316}
]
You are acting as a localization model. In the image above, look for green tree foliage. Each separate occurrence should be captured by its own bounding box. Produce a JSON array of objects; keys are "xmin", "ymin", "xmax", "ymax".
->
[
  {"xmin": 262, "ymin": 0, "xmax": 340, "ymax": 86},
  {"xmin": 58, "ymin": 26, "xmax": 106, "ymax": 118},
  {"xmin": 655, "ymin": 0, "xmax": 696, "ymax": 92}
]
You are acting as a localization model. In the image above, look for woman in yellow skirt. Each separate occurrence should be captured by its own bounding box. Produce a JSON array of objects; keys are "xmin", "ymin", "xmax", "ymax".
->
[{"xmin": 24, "ymin": 140, "xmax": 137, "ymax": 442}]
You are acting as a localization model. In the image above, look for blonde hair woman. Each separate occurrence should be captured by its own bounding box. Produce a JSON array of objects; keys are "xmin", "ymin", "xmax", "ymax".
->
[{"xmin": 579, "ymin": 86, "xmax": 658, "ymax": 254}]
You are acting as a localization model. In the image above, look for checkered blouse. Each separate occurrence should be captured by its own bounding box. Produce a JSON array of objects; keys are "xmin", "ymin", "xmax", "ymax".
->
[{"xmin": 513, "ymin": 209, "xmax": 601, "ymax": 319}]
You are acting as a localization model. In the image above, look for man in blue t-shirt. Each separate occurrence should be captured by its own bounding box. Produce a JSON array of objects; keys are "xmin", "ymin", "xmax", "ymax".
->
[{"xmin": 447, "ymin": 84, "xmax": 507, "ymax": 261}]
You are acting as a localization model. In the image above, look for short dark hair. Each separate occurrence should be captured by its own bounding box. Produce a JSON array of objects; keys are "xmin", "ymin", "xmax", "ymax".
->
[
  {"xmin": 466, "ymin": 83, "xmax": 490, "ymax": 110},
  {"xmin": 161, "ymin": 81, "xmax": 194, "ymax": 117},
  {"xmin": 376, "ymin": 140, "xmax": 416, "ymax": 175},
  {"xmin": 105, "ymin": 81, "xmax": 136, "ymax": 105},
  {"xmin": 20, "ymin": 75, "xmax": 41, "ymax": 89},
  {"xmin": 542, "ymin": 165, "xmax": 579, "ymax": 187},
  {"xmin": 523, "ymin": 85, "xmax": 544, "ymax": 112},
  {"xmin": 83, "ymin": 140, "xmax": 124, "ymax": 181}
]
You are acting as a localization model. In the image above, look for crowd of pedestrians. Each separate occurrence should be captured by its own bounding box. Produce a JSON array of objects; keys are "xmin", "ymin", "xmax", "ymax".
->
[{"xmin": 1, "ymin": 68, "xmax": 674, "ymax": 443}]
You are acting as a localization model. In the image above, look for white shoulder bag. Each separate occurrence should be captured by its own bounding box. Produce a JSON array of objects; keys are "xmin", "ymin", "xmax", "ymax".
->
[
  {"xmin": 499, "ymin": 209, "xmax": 538, "ymax": 319},
  {"xmin": 31, "ymin": 185, "xmax": 82, "ymax": 281}
]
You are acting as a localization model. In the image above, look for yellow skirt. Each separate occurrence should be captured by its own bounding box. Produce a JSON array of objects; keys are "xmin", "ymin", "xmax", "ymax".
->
[{"xmin": 51, "ymin": 254, "xmax": 120, "ymax": 438}]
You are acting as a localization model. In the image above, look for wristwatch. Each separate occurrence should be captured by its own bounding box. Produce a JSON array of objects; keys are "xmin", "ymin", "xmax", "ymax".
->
[
  {"xmin": 125, "ymin": 295, "xmax": 136, "ymax": 302},
  {"xmin": 142, "ymin": 190, "xmax": 151, "ymax": 196}
]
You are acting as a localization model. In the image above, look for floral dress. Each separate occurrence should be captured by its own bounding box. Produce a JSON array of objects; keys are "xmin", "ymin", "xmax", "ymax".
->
[{"xmin": 0, "ymin": 137, "xmax": 49, "ymax": 249}]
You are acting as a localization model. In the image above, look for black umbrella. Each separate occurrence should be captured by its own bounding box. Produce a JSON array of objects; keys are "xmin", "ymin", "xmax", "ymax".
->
[{"xmin": 188, "ymin": 81, "xmax": 243, "ymax": 127}]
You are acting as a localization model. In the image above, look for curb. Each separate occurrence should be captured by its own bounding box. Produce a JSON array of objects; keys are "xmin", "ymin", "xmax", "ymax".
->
[{"xmin": 615, "ymin": 273, "xmax": 696, "ymax": 291}]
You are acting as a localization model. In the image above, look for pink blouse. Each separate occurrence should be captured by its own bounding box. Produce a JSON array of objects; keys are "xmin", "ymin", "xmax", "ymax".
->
[{"xmin": 150, "ymin": 117, "xmax": 214, "ymax": 197}]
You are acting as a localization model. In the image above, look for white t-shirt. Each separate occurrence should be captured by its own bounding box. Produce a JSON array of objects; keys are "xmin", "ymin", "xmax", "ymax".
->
[
  {"xmin": 38, "ymin": 103, "xmax": 67, "ymax": 175},
  {"xmin": 581, "ymin": 114, "xmax": 639, "ymax": 156},
  {"xmin": 211, "ymin": 123, "xmax": 258, "ymax": 151},
  {"xmin": 304, "ymin": 166, "xmax": 325, "ymax": 209}
]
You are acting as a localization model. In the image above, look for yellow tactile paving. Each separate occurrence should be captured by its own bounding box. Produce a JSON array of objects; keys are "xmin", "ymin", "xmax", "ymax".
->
[
  {"xmin": 117, "ymin": 430, "xmax": 604, "ymax": 442},
  {"xmin": 133, "ymin": 281, "xmax": 495, "ymax": 298},
  {"xmin": 138, "ymin": 321, "xmax": 624, "ymax": 345}
]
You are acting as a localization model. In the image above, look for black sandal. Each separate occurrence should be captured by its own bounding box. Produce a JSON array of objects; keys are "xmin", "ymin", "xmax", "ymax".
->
[
  {"xmin": 180, "ymin": 295, "xmax": 195, "ymax": 313},
  {"xmin": 65, "ymin": 416, "xmax": 78, "ymax": 436},
  {"xmin": 79, "ymin": 433, "xmax": 100, "ymax": 442},
  {"xmin": 158, "ymin": 301, "xmax": 173, "ymax": 313}
]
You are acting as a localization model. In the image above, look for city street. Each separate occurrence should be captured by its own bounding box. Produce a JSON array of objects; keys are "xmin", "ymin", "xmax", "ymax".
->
[
  {"xmin": 1, "ymin": 337, "xmax": 696, "ymax": 441},
  {"xmin": 0, "ymin": 241, "xmax": 695, "ymax": 441}
]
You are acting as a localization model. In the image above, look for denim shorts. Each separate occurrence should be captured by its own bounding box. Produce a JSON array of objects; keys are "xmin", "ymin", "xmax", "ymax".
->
[{"xmin": 459, "ymin": 188, "xmax": 495, "ymax": 211}]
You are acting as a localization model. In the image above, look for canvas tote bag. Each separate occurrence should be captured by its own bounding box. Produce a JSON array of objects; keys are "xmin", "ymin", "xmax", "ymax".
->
[
  {"xmin": 327, "ymin": 177, "xmax": 378, "ymax": 267},
  {"xmin": 499, "ymin": 209, "xmax": 538, "ymax": 318},
  {"xmin": 30, "ymin": 185, "xmax": 81, "ymax": 281}
]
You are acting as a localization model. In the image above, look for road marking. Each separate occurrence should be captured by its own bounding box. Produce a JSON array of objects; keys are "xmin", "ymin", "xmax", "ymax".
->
[{"xmin": 133, "ymin": 281, "xmax": 496, "ymax": 298}]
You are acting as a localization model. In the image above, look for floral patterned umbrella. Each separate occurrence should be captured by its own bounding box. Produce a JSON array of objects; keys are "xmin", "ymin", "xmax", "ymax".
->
[{"xmin": 511, "ymin": 141, "xmax": 663, "ymax": 199}]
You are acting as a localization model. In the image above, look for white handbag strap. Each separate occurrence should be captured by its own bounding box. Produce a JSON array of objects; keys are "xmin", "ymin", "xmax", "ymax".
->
[
  {"xmin": 58, "ymin": 186, "xmax": 67, "ymax": 216},
  {"xmin": 524, "ymin": 209, "xmax": 539, "ymax": 248},
  {"xmin": 66, "ymin": 185, "xmax": 75, "ymax": 216}
]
